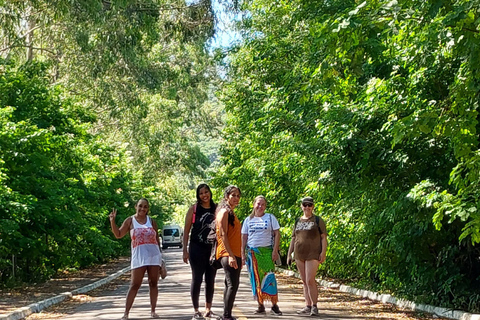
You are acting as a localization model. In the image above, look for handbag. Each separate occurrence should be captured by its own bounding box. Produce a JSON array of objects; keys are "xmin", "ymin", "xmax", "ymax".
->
[
  {"xmin": 160, "ymin": 259, "xmax": 167, "ymax": 279},
  {"xmin": 209, "ymin": 218, "xmax": 222, "ymax": 270},
  {"xmin": 209, "ymin": 238, "xmax": 222, "ymax": 270}
]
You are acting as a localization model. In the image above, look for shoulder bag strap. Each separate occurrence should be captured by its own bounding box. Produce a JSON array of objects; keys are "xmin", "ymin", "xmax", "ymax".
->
[{"xmin": 192, "ymin": 203, "xmax": 197, "ymax": 223}]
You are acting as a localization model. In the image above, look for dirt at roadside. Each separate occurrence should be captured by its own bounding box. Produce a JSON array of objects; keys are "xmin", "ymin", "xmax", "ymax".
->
[
  {"xmin": 275, "ymin": 273, "xmax": 447, "ymax": 320},
  {"xmin": 0, "ymin": 256, "xmax": 130, "ymax": 316}
]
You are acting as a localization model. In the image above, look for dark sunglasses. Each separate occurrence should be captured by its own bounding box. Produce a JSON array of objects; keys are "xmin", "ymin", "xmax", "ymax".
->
[{"xmin": 302, "ymin": 203, "xmax": 313, "ymax": 207}]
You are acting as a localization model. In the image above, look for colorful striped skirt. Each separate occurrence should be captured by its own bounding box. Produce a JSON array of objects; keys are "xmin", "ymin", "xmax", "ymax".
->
[{"xmin": 246, "ymin": 246, "xmax": 278, "ymax": 304}]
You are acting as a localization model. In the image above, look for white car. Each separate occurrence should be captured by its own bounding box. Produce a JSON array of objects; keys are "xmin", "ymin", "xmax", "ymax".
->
[{"xmin": 162, "ymin": 224, "xmax": 183, "ymax": 249}]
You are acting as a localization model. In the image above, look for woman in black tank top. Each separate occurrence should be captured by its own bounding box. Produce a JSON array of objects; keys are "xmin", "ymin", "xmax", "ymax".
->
[{"xmin": 182, "ymin": 184, "xmax": 217, "ymax": 319}]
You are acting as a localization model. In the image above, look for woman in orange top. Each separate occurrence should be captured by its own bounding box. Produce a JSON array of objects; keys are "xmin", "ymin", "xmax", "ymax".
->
[{"xmin": 215, "ymin": 185, "xmax": 242, "ymax": 320}]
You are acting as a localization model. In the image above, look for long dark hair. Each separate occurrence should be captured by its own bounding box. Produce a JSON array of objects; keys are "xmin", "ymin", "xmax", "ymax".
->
[
  {"xmin": 196, "ymin": 183, "xmax": 216, "ymax": 210},
  {"xmin": 216, "ymin": 185, "xmax": 241, "ymax": 227}
]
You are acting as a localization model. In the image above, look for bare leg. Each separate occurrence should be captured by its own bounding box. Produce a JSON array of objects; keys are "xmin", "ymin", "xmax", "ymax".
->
[
  {"xmin": 205, "ymin": 302, "xmax": 212, "ymax": 315},
  {"xmin": 295, "ymin": 259, "xmax": 311, "ymax": 306},
  {"xmin": 305, "ymin": 260, "xmax": 320, "ymax": 306},
  {"xmin": 124, "ymin": 267, "xmax": 147, "ymax": 318},
  {"xmin": 147, "ymin": 265, "xmax": 160, "ymax": 317}
]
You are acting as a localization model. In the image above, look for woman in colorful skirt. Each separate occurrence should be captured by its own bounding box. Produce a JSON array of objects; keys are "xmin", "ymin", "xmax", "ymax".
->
[{"xmin": 241, "ymin": 195, "xmax": 282, "ymax": 316}]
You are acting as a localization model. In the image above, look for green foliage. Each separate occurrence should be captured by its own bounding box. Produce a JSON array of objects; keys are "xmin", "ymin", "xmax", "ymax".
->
[
  {"xmin": 1, "ymin": 0, "xmax": 222, "ymax": 191},
  {"xmin": 0, "ymin": 0, "xmax": 224, "ymax": 285},
  {"xmin": 0, "ymin": 62, "xmax": 148, "ymax": 282},
  {"xmin": 214, "ymin": 0, "xmax": 480, "ymax": 313}
]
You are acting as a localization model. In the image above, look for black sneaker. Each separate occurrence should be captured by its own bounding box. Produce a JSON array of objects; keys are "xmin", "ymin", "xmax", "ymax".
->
[
  {"xmin": 270, "ymin": 305, "xmax": 283, "ymax": 316},
  {"xmin": 254, "ymin": 305, "xmax": 266, "ymax": 314}
]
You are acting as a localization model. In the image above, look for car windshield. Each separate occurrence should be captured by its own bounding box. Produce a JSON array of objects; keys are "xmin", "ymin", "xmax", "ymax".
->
[{"xmin": 164, "ymin": 229, "xmax": 179, "ymax": 236}]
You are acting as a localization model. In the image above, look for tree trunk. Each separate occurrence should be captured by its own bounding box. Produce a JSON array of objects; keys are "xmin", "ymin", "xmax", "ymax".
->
[{"xmin": 26, "ymin": 7, "xmax": 35, "ymax": 61}]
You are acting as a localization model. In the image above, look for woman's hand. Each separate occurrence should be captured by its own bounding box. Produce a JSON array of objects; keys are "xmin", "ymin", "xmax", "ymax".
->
[
  {"xmin": 109, "ymin": 208, "xmax": 117, "ymax": 222},
  {"xmin": 183, "ymin": 250, "xmax": 189, "ymax": 264},
  {"xmin": 272, "ymin": 251, "xmax": 279, "ymax": 263},
  {"xmin": 319, "ymin": 251, "xmax": 326, "ymax": 264},
  {"xmin": 229, "ymin": 256, "xmax": 238, "ymax": 269}
]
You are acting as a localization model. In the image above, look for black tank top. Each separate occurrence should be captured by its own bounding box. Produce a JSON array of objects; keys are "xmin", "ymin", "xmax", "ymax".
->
[{"xmin": 190, "ymin": 203, "xmax": 216, "ymax": 245}]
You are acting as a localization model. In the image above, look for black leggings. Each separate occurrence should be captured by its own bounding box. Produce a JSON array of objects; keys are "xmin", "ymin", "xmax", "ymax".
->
[
  {"xmin": 189, "ymin": 242, "xmax": 217, "ymax": 309},
  {"xmin": 220, "ymin": 256, "xmax": 242, "ymax": 318}
]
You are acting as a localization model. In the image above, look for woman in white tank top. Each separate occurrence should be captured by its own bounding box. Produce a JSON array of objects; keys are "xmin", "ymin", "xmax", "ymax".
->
[{"xmin": 109, "ymin": 198, "xmax": 163, "ymax": 320}]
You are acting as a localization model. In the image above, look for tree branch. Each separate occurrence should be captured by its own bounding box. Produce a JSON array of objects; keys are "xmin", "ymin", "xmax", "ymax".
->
[
  {"xmin": 0, "ymin": 45, "xmax": 56, "ymax": 56},
  {"xmin": 462, "ymin": 27, "xmax": 479, "ymax": 34},
  {"xmin": 101, "ymin": 0, "xmax": 207, "ymax": 13}
]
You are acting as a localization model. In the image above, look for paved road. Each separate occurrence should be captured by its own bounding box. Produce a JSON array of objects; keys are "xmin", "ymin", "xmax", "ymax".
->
[{"xmin": 50, "ymin": 248, "xmax": 387, "ymax": 320}]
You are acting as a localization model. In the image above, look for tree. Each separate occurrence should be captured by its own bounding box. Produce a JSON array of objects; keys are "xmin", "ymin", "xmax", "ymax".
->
[
  {"xmin": 214, "ymin": 0, "xmax": 480, "ymax": 312},
  {"xmin": 1, "ymin": 0, "xmax": 222, "ymax": 187}
]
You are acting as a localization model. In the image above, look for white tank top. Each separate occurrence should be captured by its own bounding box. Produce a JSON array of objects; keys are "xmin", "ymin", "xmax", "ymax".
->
[{"xmin": 130, "ymin": 216, "xmax": 162, "ymax": 269}]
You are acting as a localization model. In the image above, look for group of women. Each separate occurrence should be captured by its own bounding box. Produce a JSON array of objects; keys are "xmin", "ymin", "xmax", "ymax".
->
[{"xmin": 109, "ymin": 184, "xmax": 328, "ymax": 320}]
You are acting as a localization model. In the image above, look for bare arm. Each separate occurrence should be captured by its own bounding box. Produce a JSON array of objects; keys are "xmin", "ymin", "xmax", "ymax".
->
[
  {"xmin": 241, "ymin": 233, "xmax": 248, "ymax": 265},
  {"xmin": 151, "ymin": 218, "xmax": 162, "ymax": 252},
  {"xmin": 182, "ymin": 205, "xmax": 194, "ymax": 263},
  {"xmin": 272, "ymin": 229, "xmax": 280, "ymax": 262},
  {"xmin": 217, "ymin": 208, "xmax": 238, "ymax": 269},
  {"xmin": 109, "ymin": 208, "xmax": 132, "ymax": 239},
  {"xmin": 286, "ymin": 236, "xmax": 294, "ymax": 265},
  {"xmin": 319, "ymin": 233, "xmax": 328, "ymax": 263}
]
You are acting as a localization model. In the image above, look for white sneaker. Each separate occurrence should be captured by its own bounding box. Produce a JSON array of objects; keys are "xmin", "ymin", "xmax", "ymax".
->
[{"xmin": 296, "ymin": 306, "xmax": 311, "ymax": 314}]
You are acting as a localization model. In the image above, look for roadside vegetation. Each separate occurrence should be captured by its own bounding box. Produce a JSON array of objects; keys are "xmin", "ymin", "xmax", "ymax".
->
[{"xmin": 1, "ymin": 0, "xmax": 479, "ymax": 314}]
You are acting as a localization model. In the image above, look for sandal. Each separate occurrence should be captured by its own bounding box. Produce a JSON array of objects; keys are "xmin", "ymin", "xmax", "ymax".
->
[
  {"xmin": 204, "ymin": 311, "xmax": 217, "ymax": 318},
  {"xmin": 151, "ymin": 312, "xmax": 161, "ymax": 319},
  {"xmin": 121, "ymin": 315, "xmax": 128, "ymax": 320}
]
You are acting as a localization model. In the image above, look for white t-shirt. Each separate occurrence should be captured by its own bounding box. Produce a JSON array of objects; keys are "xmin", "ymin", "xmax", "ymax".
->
[{"xmin": 241, "ymin": 213, "xmax": 280, "ymax": 248}]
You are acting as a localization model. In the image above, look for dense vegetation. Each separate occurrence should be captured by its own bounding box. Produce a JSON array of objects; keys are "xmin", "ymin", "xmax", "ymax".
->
[
  {"xmin": 1, "ymin": 0, "xmax": 480, "ymax": 314},
  {"xmin": 0, "ymin": 62, "xmax": 139, "ymax": 281},
  {"xmin": 0, "ymin": 0, "xmax": 220, "ymax": 283},
  {"xmin": 214, "ymin": 0, "xmax": 480, "ymax": 313}
]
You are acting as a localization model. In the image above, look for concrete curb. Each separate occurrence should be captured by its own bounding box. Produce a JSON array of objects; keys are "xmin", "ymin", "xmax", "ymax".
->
[
  {"xmin": 276, "ymin": 267, "xmax": 480, "ymax": 320},
  {"xmin": 0, "ymin": 266, "xmax": 131, "ymax": 320}
]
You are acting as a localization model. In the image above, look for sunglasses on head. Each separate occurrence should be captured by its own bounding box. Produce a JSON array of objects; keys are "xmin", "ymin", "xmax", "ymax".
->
[{"xmin": 302, "ymin": 203, "xmax": 313, "ymax": 207}]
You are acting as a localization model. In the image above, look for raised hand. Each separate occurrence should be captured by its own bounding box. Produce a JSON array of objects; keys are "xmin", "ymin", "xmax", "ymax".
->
[{"xmin": 109, "ymin": 208, "xmax": 117, "ymax": 222}]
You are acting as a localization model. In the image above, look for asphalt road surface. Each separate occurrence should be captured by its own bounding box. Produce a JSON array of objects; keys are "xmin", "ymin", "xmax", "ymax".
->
[{"xmin": 45, "ymin": 248, "xmax": 403, "ymax": 320}]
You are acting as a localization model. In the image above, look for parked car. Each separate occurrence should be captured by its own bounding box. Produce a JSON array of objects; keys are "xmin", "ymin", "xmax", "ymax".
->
[{"xmin": 162, "ymin": 224, "xmax": 183, "ymax": 249}]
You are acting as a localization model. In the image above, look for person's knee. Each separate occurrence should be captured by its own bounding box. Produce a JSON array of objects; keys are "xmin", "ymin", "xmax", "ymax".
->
[
  {"xmin": 306, "ymin": 277, "xmax": 317, "ymax": 286},
  {"xmin": 148, "ymin": 278, "xmax": 158, "ymax": 288},
  {"xmin": 193, "ymin": 272, "xmax": 204, "ymax": 283},
  {"xmin": 130, "ymin": 281, "xmax": 142, "ymax": 291}
]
